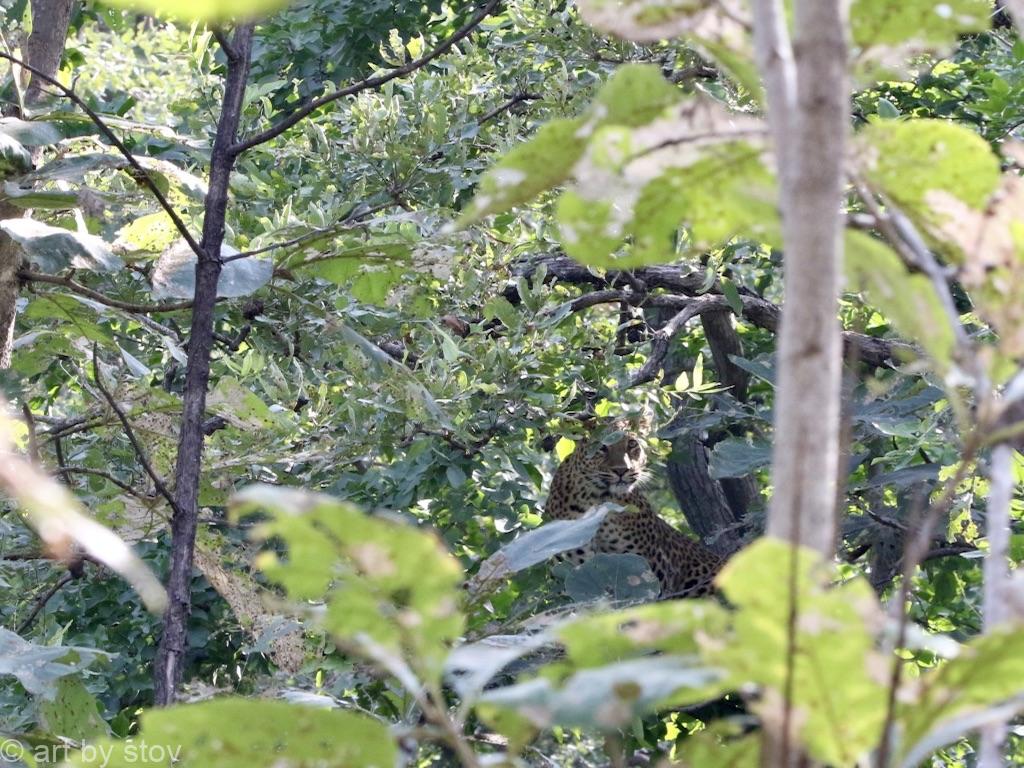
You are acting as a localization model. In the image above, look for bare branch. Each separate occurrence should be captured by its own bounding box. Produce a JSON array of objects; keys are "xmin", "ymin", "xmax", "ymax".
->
[
  {"xmin": 477, "ymin": 91, "xmax": 541, "ymax": 126},
  {"xmin": 629, "ymin": 295, "xmax": 726, "ymax": 386},
  {"xmin": 19, "ymin": 269, "xmax": 192, "ymax": 313},
  {"xmin": 90, "ymin": 347, "xmax": 180, "ymax": 516},
  {"xmin": 230, "ymin": 0, "xmax": 501, "ymax": 155},
  {"xmin": 18, "ymin": 572, "xmax": 75, "ymax": 635},
  {"xmin": 0, "ymin": 51, "xmax": 203, "ymax": 257}
]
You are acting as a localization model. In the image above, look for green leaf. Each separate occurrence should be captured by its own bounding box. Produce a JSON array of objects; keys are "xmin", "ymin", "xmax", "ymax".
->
[
  {"xmin": 151, "ymin": 241, "xmax": 272, "ymax": 299},
  {"xmin": 896, "ymin": 627, "xmax": 1024, "ymax": 766},
  {"xmin": 556, "ymin": 106, "xmax": 773, "ymax": 267},
  {"xmin": 851, "ymin": 0, "xmax": 990, "ymax": 76},
  {"xmin": 115, "ymin": 213, "xmax": 178, "ymax": 255},
  {"xmin": 857, "ymin": 120, "xmax": 1000, "ymax": 240},
  {"xmin": 0, "ymin": 629, "xmax": 108, "ymax": 699},
  {"xmin": 1, "ymin": 182, "xmax": 78, "ymax": 210},
  {"xmin": 231, "ymin": 485, "xmax": 464, "ymax": 683},
  {"xmin": 37, "ymin": 677, "xmax": 109, "ymax": 741},
  {"xmin": 0, "ymin": 219, "xmax": 121, "ymax": 272},
  {"xmin": 0, "ymin": 118, "xmax": 64, "ymax": 147},
  {"xmin": 564, "ymin": 552, "xmax": 661, "ymax": 602},
  {"xmin": 100, "ymin": 0, "xmax": 289, "ymax": 22},
  {"xmin": 458, "ymin": 117, "xmax": 586, "ymax": 224},
  {"xmin": 713, "ymin": 540, "xmax": 888, "ymax": 766},
  {"xmin": 208, "ymin": 377, "xmax": 291, "ymax": 432},
  {"xmin": 469, "ymin": 505, "xmax": 616, "ymax": 589},
  {"xmin": 845, "ymin": 230, "xmax": 955, "ymax": 371},
  {"xmin": 65, "ymin": 698, "xmax": 395, "ymax": 768},
  {"xmin": 707, "ymin": 437, "xmax": 771, "ymax": 478},
  {"xmin": 478, "ymin": 656, "xmax": 724, "ymax": 736},
  {"xmin": 557, "ymin": 598, "xmax": 729, "ymax": 668},
  {"xmin": 575, "ymin": 0, "xmax": 756, "ymax": 94},
  {"xmin": 460, "ymin": 65, "xmax": 697, "ymax": 227},
  {"xmin": 23, "ymin": 294, "xmax": 113, "ymax": 345}
]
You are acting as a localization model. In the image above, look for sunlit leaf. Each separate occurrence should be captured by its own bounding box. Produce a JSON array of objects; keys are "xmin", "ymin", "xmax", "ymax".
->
[
  {"xmin": 66, "ymin": 698, "xmax": 395, "ymax": 768},
  {"xmin": 845, "ymin": 230, "xmax": 955, "ymax": 371},
  {"xmin": 100, "ymin": 0, "xmax": 290, "ymax": 23},
  {"xmin": 713, "ymin": 540, "xmax": 889, "ymax": 766},
  {"xmin": 231, "ymin": 485, "xmax": 464, "ymax": 682}
]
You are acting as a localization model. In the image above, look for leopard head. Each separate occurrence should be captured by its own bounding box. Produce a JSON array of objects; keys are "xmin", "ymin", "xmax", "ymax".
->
[{"xmin": 571, "ymin": 425, "xmax": 650, "ymax": 499}]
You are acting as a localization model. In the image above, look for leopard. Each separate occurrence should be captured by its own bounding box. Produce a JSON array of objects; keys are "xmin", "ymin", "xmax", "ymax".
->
[{"xmin": 545, "ymin": 423, "xmax": 724, "ymax": 598}]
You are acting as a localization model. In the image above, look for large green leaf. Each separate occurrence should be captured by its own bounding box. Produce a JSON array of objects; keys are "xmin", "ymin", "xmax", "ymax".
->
[
  {"xmin": 0, "ymin": 629, "xmax": 108, "ymax": 699},
  {"xmin": 857, "ymin": 120, "xmax": 1000, "ymax": 245},
  {"xmin": 713, "ymin": 539, "xmax": 889, "ymax": 766},
  {"xmin": 557, "ymin": 598, "xmax": 729, "ymax": 667},
  {"xmin": 575, "ymin": 0, "xmax": 758, "ymax": 95},
  {"xmin": 66, "ymin": 698, "xmax": 395, "ymax": 768},
  {"xmin": 0, "ymin": 134, "xmax": 31, "ymax": 178},
  {"xmin": 459, "ymin": 64, "xmax": 685, "ymax": 226},
  {"xmin": 707, "ymin": 436, "xmax": 772, "ymax": 479},
  {"xmin": 0, "ymin": 219, "xmax": 121, "ymax": 272},
  {"xmin": 231, "ymin": 485, "xmax": 464, "ymax": 683},
  {"xmin": 845, "ymin": 230, "xmax": 955, "ymax": 372},
  {"xmin": 851, "ymin": 0, "xmax": 990, "ymax": 76},
  {"xmin": 478, "ymin": 656, "xmax": 724, "ymax": 737},
  {"xmin": 101, "ymin": 0, "xmax": 289, "ymax": 22},
  {"xmin": 896, "ymin": 628, "xmax": 1024, "ymax": 766},
  {"xmin": 37, "ymin": 677, "xmax": 109, "ymax": 740},
  {"xmin": 0, "ymin": 118, "xmax": 65, "ymax": 147},
  {"xmin": 563, "ymin": 552, "xmax": 661, "ymax": 602},
  {"xmin": 1, "ymin": 182, "xmax": 78, "ymax": 210}
]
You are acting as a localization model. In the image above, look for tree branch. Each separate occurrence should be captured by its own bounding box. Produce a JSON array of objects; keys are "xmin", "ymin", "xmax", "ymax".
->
[
  {"xmin": 18, "ymin": 571, "xmax": 74, "ymax": 635},
  {"xmin": 19, "ymin": 269, "xmax": 193, "ymax": 313},
  {"xmin": 0, "ymin": 51, "xmax": 203, "ymax": 258},
  {"xmin": 90, "ymin": 348, "xmax": 180, "ymax": 515},
  {"xmin": 154, "ymin": 23, "xmax": 255, "ymax": 706},
  {"xmin": 230, "ymin": 0, "xmax": 501, "ymax": 155}
]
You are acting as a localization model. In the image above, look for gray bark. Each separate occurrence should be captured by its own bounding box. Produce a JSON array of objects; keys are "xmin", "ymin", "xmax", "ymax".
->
[
  {"xmin": 25, "ymin": 0, "xmax": 77, "ymax": 104},
  {"xmin": 0, "ymin": 0, "xmax": 76, "ymax": 370},
  {"xmin": 754, "ymin": 0, "xmax": 848, "ymax": 558}
]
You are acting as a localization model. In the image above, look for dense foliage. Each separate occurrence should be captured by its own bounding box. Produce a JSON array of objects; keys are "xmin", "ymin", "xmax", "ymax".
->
[{"xmin": 1, "ymin": 0, "xmax": 1024, "ymax": 766}]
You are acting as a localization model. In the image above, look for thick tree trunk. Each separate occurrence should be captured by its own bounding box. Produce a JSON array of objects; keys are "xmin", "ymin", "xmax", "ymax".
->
[
  {"xmin": 750, "ymin": 2, "xmax": 848, "ymax": 766},
  {"xmin": 25, "ymin": 0, "xmax": 77, "ymax": 104},
  {"xmin": 152, "ymin": 24, "xmax": 254, "ymax": 706},
  {"xmin": 754, "ymin": 0, "xmax": 847, "ymax": 557},
  {"xmin": 0, "ymin": 202, "xmax": 19, "ymax": 369}
]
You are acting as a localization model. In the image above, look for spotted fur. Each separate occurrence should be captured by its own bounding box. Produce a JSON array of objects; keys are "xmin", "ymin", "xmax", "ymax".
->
[{"xmin": 545, "ymin": 429, "xmax": 723, "ymax": 598}]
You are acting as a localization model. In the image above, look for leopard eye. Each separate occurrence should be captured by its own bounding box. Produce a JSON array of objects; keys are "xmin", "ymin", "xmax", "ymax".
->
[{"xmin": 627, "ymin": 438, "xmax": 640, "ymax": 451}]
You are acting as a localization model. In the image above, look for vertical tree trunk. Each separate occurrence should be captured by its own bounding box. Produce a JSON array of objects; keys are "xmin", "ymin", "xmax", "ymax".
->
[
  {"xmin": 0, "ymin": 0, "xmax": 77, "ymax": 370},
  {"xmin": 25, "ymin": 0, "xmax": 77, "ymax": 104},
  {"xmin": 754, "ymin": 0, "xmax": 848, "ymax": 557},
  {"xmin": 152, "ymin": 24, "xmax": 254, "ymax": 706},
  {"xmin": 750, "ymin": 2, "xmax": 849, "ymax": 766}
]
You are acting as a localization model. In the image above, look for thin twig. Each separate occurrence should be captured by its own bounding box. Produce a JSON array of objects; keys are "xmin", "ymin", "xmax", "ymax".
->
[
  {"xmin": 60, "ymin": 466, "xmax": 151, "ymax": 500},
  {"xmin": 0, "ymin": 51, "xmax": 203, "ymax": 257},
  {"xmin": 876, "ymin": 439, "xmax": 983, "ymax": 767},
  {"xmin": 19, "ymin": 270, "xmax": 192, "ymax": 313},
  {"xmin": 222, "ymin": 199, "xmax": 394, "ymax": 263},
  {"xmin": 230, "ymin": 0, "xmax": 501, "ymax": 155},
  {"xmin": 90, "ymin": 347, "xmax": 180, "ymax": 515},
  {"xmin": 477, "ymin": 91, "xmax": 540, "ymax": 126},
  {"xmin": 17, "ymin": 572, "xmax": 74, "ymax": 635}
]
